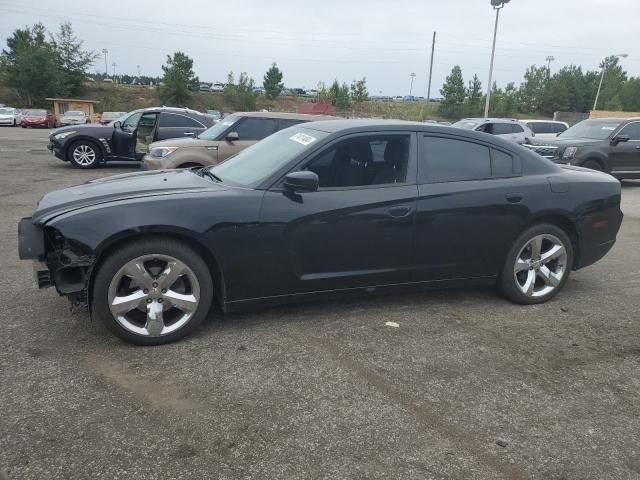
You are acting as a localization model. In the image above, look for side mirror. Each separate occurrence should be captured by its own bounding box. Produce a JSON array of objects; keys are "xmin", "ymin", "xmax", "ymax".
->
[
  {"xmin": 611, "ymin": 134, "xmax": 630, "ymax": 146},
  {"xmin": 225, "ymin": 131, "xmax": 239, "ymax": 142},
  {"xmin": 284, "ymin": 171, "xmax": 319, "ymax": 192},
  {"xmin": 113, "ymin": 120, "xmax": 122, "ymax": 129}
]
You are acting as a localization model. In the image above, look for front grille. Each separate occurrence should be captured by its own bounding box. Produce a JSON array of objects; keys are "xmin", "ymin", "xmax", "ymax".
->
[{"xmin": 523, "ymin": 144, "xmax": 559, "ymax": 159}]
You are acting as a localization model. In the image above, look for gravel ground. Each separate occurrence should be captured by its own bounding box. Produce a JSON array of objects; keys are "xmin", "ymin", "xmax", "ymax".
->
[{"xmin": 1, "ymin": 126, "xmax": 639, "ymax": 480}]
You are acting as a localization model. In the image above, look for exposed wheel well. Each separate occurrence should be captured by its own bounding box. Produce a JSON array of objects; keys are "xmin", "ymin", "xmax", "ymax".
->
[
  {"xmin": 88, "ymin": 232, "xmax": 225, "ymax": 311},
  {"xmin": 523, "ymin": 215, "xmax": 580, "ymax": 268}
]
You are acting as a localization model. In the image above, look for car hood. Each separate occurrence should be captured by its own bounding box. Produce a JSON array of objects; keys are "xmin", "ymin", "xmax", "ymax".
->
[
  {"xmin": 150, "ymin": 137, "xmax": 219, "ymax": 149},
  {"xmin": 528, "ymin": 136, "xmax": 603, "ymax": 148},
  {"xmin": 33, "ymin": 168, "xmax": 228, "ymax": 223}
]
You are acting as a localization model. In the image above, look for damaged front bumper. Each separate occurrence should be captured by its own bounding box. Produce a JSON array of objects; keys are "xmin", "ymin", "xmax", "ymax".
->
[{"xmin": 18, "ymin": 217, "xmax": 95, "ymax": 309}]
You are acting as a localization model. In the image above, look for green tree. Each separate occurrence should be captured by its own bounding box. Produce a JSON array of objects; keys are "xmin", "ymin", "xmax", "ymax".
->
[
  {"xmin": 439, "ymin": 65, "xmax": 466, "ymax": 117},
  {"xmin": 620, "ymin": 77, "xmax": 640, "ymax": 111},
  {"xmin": 51, "ymin": 22, "xmax": 97, "ymax": 97},
  {"xmin": 350, "ymin": 77, "xmax": 369, "ymax": 103},
  {"xmin": 518, "ymin": 65, "xmax": 549, "ymax": 113},
  {"xmin": 324, "ymin": 79, "xmax": 350, "ymax": 109},
  {"xmin": 160, "ymin": 51, "xmax": 199, "ymax": 106},
  {"xmin": 263, "ymin": 62, "xmax": 284, "ymax": 100},
  {"xmin": 224, "ymin": 71, "xmax": 257, "ymax": 110},
  {"xmin": 464, "ymin": 74, "xmax": 483, "ymax": 115},
  {"xmin": 0, "ymin": 23, "xmax": 59, "ymax": 106},
  {"xmin": 598, "ymin": 56, "xmax": 628, "ymax": 110}
]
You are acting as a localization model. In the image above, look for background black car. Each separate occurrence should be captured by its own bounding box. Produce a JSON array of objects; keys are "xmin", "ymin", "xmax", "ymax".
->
[
  {"xmin": 47, "ymin": 107, "xmax": 213, "ymax": 169},
  {"xmin": 20, "ymin": 120, "xmax": 622, "ymax": 345},
  {"xmin": 525, "ymin": 117, "xmax": 640, "ymax": 179}
]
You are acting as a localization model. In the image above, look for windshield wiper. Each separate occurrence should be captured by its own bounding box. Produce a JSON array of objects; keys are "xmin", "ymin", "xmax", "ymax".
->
[{"xmin": 193, "ymin": 166, "xmax": 222, "ymax": 182}]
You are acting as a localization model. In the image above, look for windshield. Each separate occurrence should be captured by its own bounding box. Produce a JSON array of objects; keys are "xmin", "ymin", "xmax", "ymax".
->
[
  {"xmin": 559, "ymin": 119, "xmax": 622, "ymax": 140},
  {"xmin": 451, "ymin": 120, "xmax": 479, "ymax": 130},
  {"xmin": 25, "ymin": 109, "xmax": 46, "ymax": 116},
  {"xmin": 197, "ymin": 114, "xmax": 240, "ymax": 140},
  {"xmin": 0, "ymin": 108, "xmax": 15, "ymax": 114},
  {"xmin": 209, "ymin": 126, "xmax": 329, "ymax": 188},
  {"xmin": 65, "ymin": 111, "xmax": 84, "ymax": 116}
]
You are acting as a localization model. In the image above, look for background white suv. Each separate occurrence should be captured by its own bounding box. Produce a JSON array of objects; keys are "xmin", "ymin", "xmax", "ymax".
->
[
  {"xmin": 521, "ymin": 120, "xmax": 569, "ymax": 140},
  {"xmin": 451, "ymin": 118, "xmax": 533, "ymax": 144}
]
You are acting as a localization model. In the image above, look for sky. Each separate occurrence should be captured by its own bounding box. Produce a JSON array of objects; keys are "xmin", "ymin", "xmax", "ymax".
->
[{"xmin": 1, "ymin": 0, "xmax": 639, "ymax": 97}]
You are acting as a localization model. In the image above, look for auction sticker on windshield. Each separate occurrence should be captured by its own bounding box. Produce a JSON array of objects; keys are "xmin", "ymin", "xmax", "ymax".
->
[{"xmin": 289, "ymin": 132, "xmax": 317, "ymax": 146}]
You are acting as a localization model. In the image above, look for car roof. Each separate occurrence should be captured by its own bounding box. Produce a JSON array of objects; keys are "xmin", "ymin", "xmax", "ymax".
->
[
  {"xmin": 585, "ymin": 117, "xmax": 640, "ymax": 122},
  {"xmin": 520, "ymin": 119, "xmax": 568, "ymax": 124},
  {"xmin": 230, "ymin": 111, "xmax": 339, "ymax": 121},
  {"xmin": 140, "ymin": 106, "xmax": 205, "ymax": 116},
  {"xmin": 301, "ymin": 119, "xmax": 423, "ymax": 133},
  {"xmin": 459, "ymin": 117, "xmax": 522, "ymax": 123}
]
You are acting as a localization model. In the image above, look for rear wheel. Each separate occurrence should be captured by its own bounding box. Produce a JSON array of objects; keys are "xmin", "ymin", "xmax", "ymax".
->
[
  {"xmin": 500, "ymin": 223, "xmax": 573, "ymax": 304},
  {"xmin": 68, "ymin": 141, "xmax": 102, "ymax": 169},
  {"xmin": 92, "ymin": 238, "xmax": 214, "ymax": 345}
]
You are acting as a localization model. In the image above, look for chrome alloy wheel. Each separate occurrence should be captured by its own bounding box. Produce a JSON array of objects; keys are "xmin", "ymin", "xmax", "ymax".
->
[
  {"xmin": 72, "ymin": 144, "xmax": 96, "ymax": 166},
  {"xmin": 513, "ymin": 234, "xmax": 568, "ymax": 298},
  {"xmin": 107, "ymin": 255, "xmax": 201, "ymax": 337}
]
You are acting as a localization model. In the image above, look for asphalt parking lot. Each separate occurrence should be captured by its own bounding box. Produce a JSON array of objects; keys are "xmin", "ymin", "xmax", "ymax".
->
[{"xmin": 1, "ymin": 126, "xmax": 639, "ymax": 480}]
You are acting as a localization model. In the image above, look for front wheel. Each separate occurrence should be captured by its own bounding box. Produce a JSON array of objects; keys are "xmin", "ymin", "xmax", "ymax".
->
[
  {"xmin": 68, "ymin": 141, "xmax": 102, "ymax": 168},
  {"xmin": 500, "ymin": 224, "xmax": 573, "ymax": 304},
  {"xmin": 581, "ymin": 159, "xmax": 603, "ymax": 172},
  {"xmin": 92, "ymin": 238, "xmax": 214, "ymax": 345}
]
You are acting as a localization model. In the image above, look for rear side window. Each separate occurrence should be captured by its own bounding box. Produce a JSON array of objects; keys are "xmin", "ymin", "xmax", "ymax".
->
[
  {"xmin": 278, "ymin": 118, "xmax": 305, "ymax": 130},
  {"xmin": 491, "ymin": 149, "xmax": 515, "ymax": 177},
  {"xmin": 235, "ymin": 117, "xmax": 277, "ymax": 140},
  {"xmin": 528, "ymin": 122, "xmax": 550, "ymax": 134},
  {"xmin": 158, "ymin": 113, "xmax": 203, "ymax": 128},
  {"xmin": 512, "ymin": 124, "xmax": 524, "ymax": 133},
  {"xmin": 486, "ymin": 123, "xmax": 512, "ymax": 135},
  {"xmin": 420, "ymin": 136, "xmax": 491, "ymax": 183},
  {"xmin": 554, "ymin": 123, "xmax": 568, "ymax": 133}
]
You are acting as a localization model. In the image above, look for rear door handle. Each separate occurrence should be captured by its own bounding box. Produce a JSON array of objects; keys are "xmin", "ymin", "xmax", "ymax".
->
[
  {"xmin": 388, "ymin": 205, "xmax": 412, "ymax": 218},
  {"xmin": 505, "ymin": 193, "xmax": 524, "ymax": 203}
]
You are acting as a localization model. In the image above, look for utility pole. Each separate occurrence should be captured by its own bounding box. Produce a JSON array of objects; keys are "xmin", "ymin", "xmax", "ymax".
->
[
  {"xmin": 409, "ymin": 73, "xmax": 416, "ymax": 97},
  {"xmin": 112, "ymin": 62, "xmax": 117, "ymax": 82},
  {"xmin": 593, "ymin": 53, "xmax": 629, "ymax": 111},
  {"xmin": 545, "ymin": 55, "xmax": 555, "ymax": 73},
  {"xmin": 426, "ymin": 31, "xmax": 436, "ymax": 102},
  {"xmin": 137, "ymin": 64, "xmax": 141, "ymax": 77},
  {"xmin": 484, "ymin": 0, "xmax": 510, "ymax": 118},
  {"xmin": 102, "ymin": 49, "xmax": 108, "ymax": 76}
]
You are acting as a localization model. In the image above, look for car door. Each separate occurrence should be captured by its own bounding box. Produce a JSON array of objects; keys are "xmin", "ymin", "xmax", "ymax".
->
[
  {"xmin": 256, "ymin": 132, "xmax": 419, "ymax": 297},
  {"xmin": 413, "ymin": 133, "xmax": 526, "ymax": 281},
  {"xmin": 608, "ymin": 121, "xmax": 640, "ymax": 174},
  {"xmin": 134, "ymin": 112, "xmax": 159, "ymax": 160},
  {"xmin": 216, "ymin": 117, "xmax": 277, "ymax": 162},
  {"xmin": 112, "ymin": 111, "xmax": 142, "ymax": 159},
  {"xmin": 155, "ymin": 112, "xmax": 206, "ymax": 141}
]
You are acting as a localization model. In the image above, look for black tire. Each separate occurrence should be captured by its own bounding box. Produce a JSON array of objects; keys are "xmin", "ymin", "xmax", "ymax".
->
[
  {"xmin": 92, "ymin": 237, "xmax": 214, "ymax": 345},
  {"xmin": 500, "ymin": 223, "xmax": 573, "ymax": 305},
  {"xmin": 67, "ymin": 140, "xmax": 102, "ymax": 169},
  {"xmin": 581, "ymin": 159, "xmax": 603, "ymax": 172}
]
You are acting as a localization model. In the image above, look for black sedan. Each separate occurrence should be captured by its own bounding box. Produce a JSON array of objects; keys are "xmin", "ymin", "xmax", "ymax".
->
[
  {"xmin": 47, "ymin": 107, "xmax": 213, "ymax": 169},
  {"xmin": 20, "ymin": 120, "xmax": 623, "ymax": 345}
]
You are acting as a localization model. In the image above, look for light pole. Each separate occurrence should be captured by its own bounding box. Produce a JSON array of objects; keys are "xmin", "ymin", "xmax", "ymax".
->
[
  {"xmin": 593, "ymin": 53, "xmax": 629, "ymax": 111},
  {"xmin": 112, "ymin": 62, "xmax": 117, "ymax": 82},
  {"xmin": 101, "ymin": 49, "xmax": 108, "ymax": 76},
  {"xmin": 409, "ymin": 73, "xmax": 416, "ymax": 97},
  {"xmin": 484, "ymin": 0, "xmax": 511, "ymax": 118},
  {"xmin": 545, "ymin": 55, "xmax": 555, "ymax": 75},
  {"xmin": 137, "ymin": 64, "xmax": 141, "ymax": 77}
]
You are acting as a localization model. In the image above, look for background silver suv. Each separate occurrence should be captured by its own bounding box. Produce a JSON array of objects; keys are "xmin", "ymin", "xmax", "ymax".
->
[{"xmin": 451, "ymin": 118, "xmax": 533, "ymax": 144}]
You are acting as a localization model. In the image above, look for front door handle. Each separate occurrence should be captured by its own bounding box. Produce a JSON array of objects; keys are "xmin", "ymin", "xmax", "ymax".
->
[
  {"xmin": 505, "ymin": 192, "xmax": 524, "ymax": 204},
  {"xmin": 388, "ymin": 205, "xmax": 412, "ymax": 218}
]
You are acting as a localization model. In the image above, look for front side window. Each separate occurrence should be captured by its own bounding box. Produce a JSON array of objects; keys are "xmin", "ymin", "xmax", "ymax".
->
[
  {"xmin": 420, "ymin": 136, "xmax": 491, "ymax": 183},
  {"xmin": 158, "ymin": 113, "xmax": 202, "ymax": 128},
  {"xmin": 486, "ymin": 123, "xmax": 512, "ymax": 135},
  {"xmin": 235, "ymin": 118, "xmax": 277, "ymax": 140},
  {"xmin": 618, "ymin": 122, "xmax": 640, "ymax": 140},
  {"xmin": 304, "ymin": 135, "xmax": 410, "ymax": 188},
  {"xmin": 121, "ymin": 111, "xmax": 143, "ymax": 132},
  {"xmin": 197, "ymin": 114, "xmax": 240, "ymax": 140}
]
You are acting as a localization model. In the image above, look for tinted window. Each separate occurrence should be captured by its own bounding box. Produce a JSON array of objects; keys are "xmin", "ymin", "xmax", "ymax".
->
[
  {"xmin": 278, "ymin": 118, "xmax": 305, "ymax": 130},
  {"xmin": 491, "ymin": 149, "xmax": 514, "ymax": 177},
  {"xmin": 158, "ymin": 113, "xmax": 202, "ymax": 128},
  {"xmin": 619, "ymin": 122, "xmax": 640, "ymax": 140},
  {"xmin": 420, "ymin": 136, "xmax": 491, "ymax": 183},
  {"xmin": 234, "ymin": 118, "xmax": 277, "ymax": 140},
  {"xmin": 553, "ymin": 123, "xmax": 568, "ymax": 133},
  {"xmin": 122, "ymin": 112, "xmax": 142, "ymax": 133},
  {"xmin": 489, "ymin": 123, "xmax": 513, "ymax": 135},
  {"xmin": 528, "ymin": 122, "xmax": 550, "ymax": 134},
  {"xmin": 305, "ymin": 135, "xmax": 410, "ymax": 188},
  {"xmin": 512, "ymin": 124, "xmax": 524, "ymax": 133}
]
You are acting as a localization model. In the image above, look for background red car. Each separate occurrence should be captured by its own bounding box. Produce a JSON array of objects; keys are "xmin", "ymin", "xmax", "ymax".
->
[{"xmin": 20, "ymin": 109, "xmax": 56, "ymax": 128}]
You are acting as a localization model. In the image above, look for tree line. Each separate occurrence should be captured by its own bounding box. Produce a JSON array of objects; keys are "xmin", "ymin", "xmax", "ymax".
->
[{"xmin": 439, "ymin": 57, "xmax": 640, "ymax": 118}]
